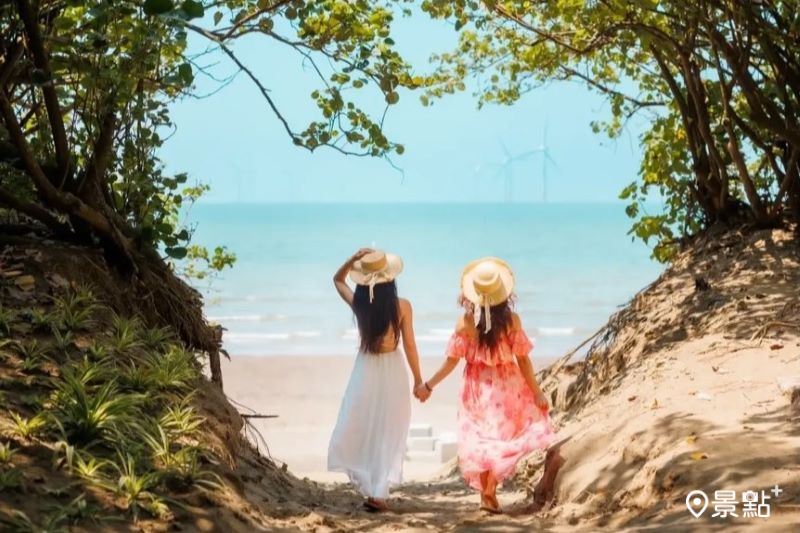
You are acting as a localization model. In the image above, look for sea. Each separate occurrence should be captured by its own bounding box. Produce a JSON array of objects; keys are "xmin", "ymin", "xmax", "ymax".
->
[{"xmin": 187, "ymin": 203, "xmax": 664, "ymax": 359}]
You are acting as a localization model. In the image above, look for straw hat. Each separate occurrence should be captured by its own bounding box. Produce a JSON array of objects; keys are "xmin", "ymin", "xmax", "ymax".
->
[
  {"xmin": 461, "ymin": 257, "xmax": 515, "ymax": 333},
  {"xmin": 349, "ymin": 250, "xmax": 403, "ymax": 302}
]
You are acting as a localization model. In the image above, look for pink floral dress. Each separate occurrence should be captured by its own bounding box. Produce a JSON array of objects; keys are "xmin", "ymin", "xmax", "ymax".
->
[{"xmin": 447, "ymin": 328, "xmax": 555, "ymax": 490}]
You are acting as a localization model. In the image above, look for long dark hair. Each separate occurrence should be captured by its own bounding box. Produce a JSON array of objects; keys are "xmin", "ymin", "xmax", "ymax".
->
[
  {"xmin": 460, "ymin": 294, "xmax": 516, "ymax": 349},
  {"xmin": 352, "ymin": 281, "xmax": 400, "ymax": 354}
]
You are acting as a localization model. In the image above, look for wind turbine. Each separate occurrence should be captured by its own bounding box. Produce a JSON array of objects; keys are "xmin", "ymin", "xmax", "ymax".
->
[
  {"xmin": 535, "ymin": 123, "xmax": 558, "ymax": 202},
  {"xmin": 483, "ymin": 125, "xmax": 557, "ymax": 203}
]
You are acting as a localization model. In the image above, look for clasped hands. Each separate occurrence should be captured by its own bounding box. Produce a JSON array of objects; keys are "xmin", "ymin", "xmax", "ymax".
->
[{"xmin": 413, "ymin": 382, "xmax": 431, "ymax": 402}]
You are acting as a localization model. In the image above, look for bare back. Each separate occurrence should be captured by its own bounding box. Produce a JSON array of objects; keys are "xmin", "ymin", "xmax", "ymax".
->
[{"xmin": 371, "ymin": 298, "xmax": 412, "ymax": 353}]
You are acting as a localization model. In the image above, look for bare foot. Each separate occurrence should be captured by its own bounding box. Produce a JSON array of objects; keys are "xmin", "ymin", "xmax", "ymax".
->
[{"xmin": 479, "ymin": 471, "xmax": 502, "ymax": 513}]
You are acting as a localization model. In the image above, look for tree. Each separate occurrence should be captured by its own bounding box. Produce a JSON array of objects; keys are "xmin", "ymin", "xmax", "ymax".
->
[
  {"xmin": 422, "ymin": 0, "xmax": 800, "ymax": 260},
  {"xmin": 0, "ymin": 0, "xmax": 425, "ymax": 353}
]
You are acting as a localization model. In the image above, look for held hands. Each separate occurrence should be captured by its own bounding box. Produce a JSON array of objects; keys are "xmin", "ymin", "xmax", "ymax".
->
[{"xmin": 413, "ymin": 382, "xmax": 432, "ymax": 403}]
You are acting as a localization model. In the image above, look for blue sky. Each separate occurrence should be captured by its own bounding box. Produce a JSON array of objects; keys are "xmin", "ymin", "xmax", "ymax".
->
[{"xmin": 162, "ymin": 12, "xmax": 647, "ymax": 204}]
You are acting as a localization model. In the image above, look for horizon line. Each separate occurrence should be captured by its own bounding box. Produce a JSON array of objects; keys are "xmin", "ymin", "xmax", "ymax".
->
[{"xmin": 192, "ymin": 200, "xmax": 658, "ymax": 206}]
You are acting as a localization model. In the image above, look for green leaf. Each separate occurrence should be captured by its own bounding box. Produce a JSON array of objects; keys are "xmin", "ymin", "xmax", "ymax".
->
[
  {"xmin": 165, "ymin": 247, "xmax": 188, "ymax": 260},
  {"xmin": 178, "ymin": 63, "xmax": 193, "ymax": 84},
  {"xmin": 213, "ymin": 11, "xmax": 223, "ymax": 25},
  {"xmin": 385, "ymin": 92, "xmax": 400, "ymax": 105},
  {"xmin": 181, "ymin": 0, "xmax": 204, "ymax": 19},
  {"xmin": 259, "ymin": 18, "xmax": 274, "ymax": 32},
  {"xmin": 143, "ymin": 0, "xmax": 175, "ymax": 16}
]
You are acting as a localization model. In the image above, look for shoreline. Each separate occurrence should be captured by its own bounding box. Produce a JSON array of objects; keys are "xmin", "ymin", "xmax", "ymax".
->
[{"xmin": 220, "ymin": 354, "xmax": 558, "ymax": 483}]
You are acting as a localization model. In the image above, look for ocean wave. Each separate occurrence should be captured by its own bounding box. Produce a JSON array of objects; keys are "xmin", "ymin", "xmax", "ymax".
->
[
  {"xmin": 535, "ymin": 326, "xmax": 577, "ymax": 337},
  {"xmin": 224, "ymin": 330, "xmax": 322, "ymax": 343},
  {"xmin": 208, "ymin": 314, "xmax": 288, "ymax": 322},
  {"xmin": 225, "ymin": 332, "xmax": 290, "ymax": 342},
  {"xmin": 293, "ymin": 330, "xmax": 322, "ymax": 338}
]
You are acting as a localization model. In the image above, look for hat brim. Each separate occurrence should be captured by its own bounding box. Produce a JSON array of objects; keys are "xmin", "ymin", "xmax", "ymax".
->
[
  {"xmin": 349, "ymin": 253, "xmax": 404, "ymax": 285},
  {"xmin": 461, "ymin": 257, "xmax": 514, "ymax": 307}
]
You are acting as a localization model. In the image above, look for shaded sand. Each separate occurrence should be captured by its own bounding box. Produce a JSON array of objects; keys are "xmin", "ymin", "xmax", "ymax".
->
[{"xmin": 220, "ymin": 354, "xmax": 557, "ymax": 483}]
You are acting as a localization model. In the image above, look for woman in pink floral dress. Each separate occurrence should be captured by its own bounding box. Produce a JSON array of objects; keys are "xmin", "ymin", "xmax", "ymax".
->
[{"xmin": 416, "ymin": 257, "xmax": 564, "ymax": 513}]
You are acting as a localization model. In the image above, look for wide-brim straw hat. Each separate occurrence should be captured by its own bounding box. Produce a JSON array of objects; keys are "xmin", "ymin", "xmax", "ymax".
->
[
  {"xmin": 349, "ymin": 250, "xmax": 403, "ymax": 302},
  {"xmin": 461, "ymin": 257, "xmax": 515, "ymax": 332}
]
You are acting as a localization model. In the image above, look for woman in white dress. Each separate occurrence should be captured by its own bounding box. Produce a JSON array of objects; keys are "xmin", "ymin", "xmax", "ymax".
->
[{"xmin": 328, "ymin": 248, "xmax": 424, "ymax": 512}]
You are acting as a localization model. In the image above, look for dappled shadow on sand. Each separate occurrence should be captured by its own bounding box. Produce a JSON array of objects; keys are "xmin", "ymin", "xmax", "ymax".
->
[
  {"xmin": 304, "ymin": 476, "xmax": 556, "ymax": 532},
  {"xmin": 555, "ymin": 407, "xmax": 799, "ymax": 532}
]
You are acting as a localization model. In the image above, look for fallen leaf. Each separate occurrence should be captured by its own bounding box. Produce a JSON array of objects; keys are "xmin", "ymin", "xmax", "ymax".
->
[
  {"xmin": 686, "ymin": 434, "xmax": 698, "ymax": 444},
  {"xmin": 628, "ymin": 395, "xmax": 637, "ymax": 402},
  {"xmin": 712, "ymin": 365, "xmax": 719, "ymax": 372},
  {"xmin": 14, "ymin": 275, "xmax": 35, "ymax": 291},
  {"xmin": 690, "ymin": 452, "xmax": 709, "ymax": 461},
  {"xmin": 650, "ymin": 399, "xmax": 659, "ymax": 409},
  {"xmin": 770, "ymin": 344, "xmax": 784, "ymax": 351},
  {"xmin": 48, "ymin": 273, "xmax": 70, "ymax": 289},
  {"xmin": 1, "ymin": 270, "xmax": 23, "ymax": 278}
]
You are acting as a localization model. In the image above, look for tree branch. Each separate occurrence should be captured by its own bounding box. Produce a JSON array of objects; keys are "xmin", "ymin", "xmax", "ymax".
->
[
  {"xmin": 14, "ymin": 0, "xmax": 71, "ymax": 182},
  {"xmin": 184, "ymin": 22, "xmax": 378, "ymax": 158},
  {"xmin": 217, "ymin": 1, "xmax": 293, "ymax": 41},
  {"xmin": 0, "ymin": 42, "xmax": 24, "ymax": 88},
  {"xmin": 0, "ymin": 90, "xmax": 118, "ymax": 242},
  {"xmin": 77, "ymin": 100, "xmax": 117, "ymax": 201},
  {"xmin": 0, "ymin": 184, "xmax": 70, "ymax": 234}
]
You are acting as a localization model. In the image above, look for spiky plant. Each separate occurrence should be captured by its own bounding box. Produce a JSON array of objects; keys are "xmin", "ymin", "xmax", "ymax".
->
[
  {"xmin": 73, "ymin": 456, "xmax": 110, "ymax": 484},
  {"xmin": 85, "ymin": 340, "xmax": 110, "ymax": 361},
  {"xmin": 0, "ymin": 509, "xmax": 68, "ymax": 533},
  {"xmin": 0, "ymin": 467, "xmax": 22, "ymax": 491},
  {"xmin": 108, "ymin": 314, "xmax": 143, "ymax": 355},
  {"xmin": 28, "ymin": 307, "xmax": 61, "ymax": 332},
  {"xmin": 145, "ymin": 346, "xmax": 198, "ymax": 392},
  {"xmin": 141, "ymin": 326, "xmax": 176, "ymax": 351},
  {"xmin": 52, "ymin": 289, "xmax": 98, "ymax": 332},
  {"xmin": 0, "ymin": 441, "xmax": 16, "ymax": 466},
  {"xmin": 66, "ymin": 356, "xmax": 110, "ymax": 386},
  {"xmin": 6, "ymin": 411, "xmax": 48, "ymax": 440},
  {"xmin": 110, "ymin": 452, "xmax": 168, "ymax": 521},
  {"xmin": 118, "ymin": 361, "xmax": 154, "ymax": 393},
  {"xmin": 15, "ymin": 339, "xmax": 50, "ymax": 372},
  {"xmin": 0, "ymin": 306, "xmax": 15, "ymax": 336},
  {"xmin": 142, "ymin": 424, "xmax": 175, "ymax": 469},
  {"xmin": 51, "ymin": 329, "xmax": 75, "ymax": 355},
  {"xmin": 51, "ymin": 370, "xmax": 141, "ymax": 446},
  {"xmin": 61, "ymin": 493, "xmax": 109, "ymax": 527},
  {"xmin": 160, "ymin": 400, "xmax": 204, "ymax": 437}
]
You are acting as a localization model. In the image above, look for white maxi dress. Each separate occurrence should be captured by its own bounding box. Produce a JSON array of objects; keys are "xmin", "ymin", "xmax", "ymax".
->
[{"xmin": 327, "ymin": 348, "xmax": 411, "ymax": 498}]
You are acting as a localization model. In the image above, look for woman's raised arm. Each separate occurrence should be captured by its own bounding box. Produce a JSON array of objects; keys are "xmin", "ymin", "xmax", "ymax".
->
[{"xmin": 333, "ymin": 248, "xmax": 372, "ymax": 306}]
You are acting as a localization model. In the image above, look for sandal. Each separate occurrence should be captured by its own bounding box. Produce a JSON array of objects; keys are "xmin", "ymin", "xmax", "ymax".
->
[{"xmin": 364, "ymin": 498, "xmax": 389, "ymax": 513}]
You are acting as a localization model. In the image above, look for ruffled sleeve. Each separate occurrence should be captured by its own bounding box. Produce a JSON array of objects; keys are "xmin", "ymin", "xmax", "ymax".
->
[
  {"xmin": 445, "ymin": 332, "xmax": 471, "ymax": 359},
  {"xmin": 509, "ymin": 329, "xmax": 534, "ymax": 357}
]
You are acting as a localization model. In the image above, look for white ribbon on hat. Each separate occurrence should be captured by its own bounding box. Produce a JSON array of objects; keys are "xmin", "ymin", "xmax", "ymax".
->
[
  {"xmin": 472, "ymin": 294, "xmax": 492, "ymax": 333},
  {"xmin": 362, "ymin": 271, "xmax": 381, "ymax": 303}
]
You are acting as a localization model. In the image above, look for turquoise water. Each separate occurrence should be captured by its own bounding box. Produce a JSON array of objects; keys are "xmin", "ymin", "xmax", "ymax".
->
[{"xmin": 188, "ymin": 203, "xmax": 663, "ymax": 359}]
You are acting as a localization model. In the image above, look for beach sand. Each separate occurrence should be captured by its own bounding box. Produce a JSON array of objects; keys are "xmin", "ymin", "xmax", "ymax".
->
[{"xmin": 220, "ymin": 354, "xmax": 557, "ymax": 483}]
